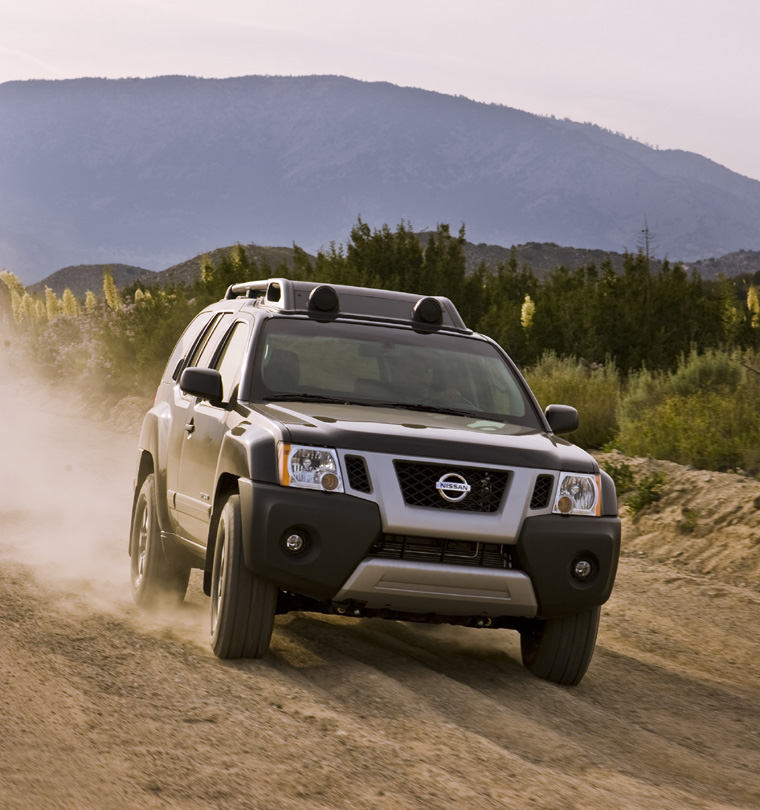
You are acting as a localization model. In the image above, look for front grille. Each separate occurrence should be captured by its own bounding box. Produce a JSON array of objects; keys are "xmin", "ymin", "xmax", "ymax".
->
[
  {"xmin": 371, "ymin": 535, "xmax": 517, "ymax": 569},
  {"xmin": 394, "ymin": 461, "xmax": 508, "ymax": 512},
  {"xmin": 345, "ymin": 455, "xmax": 372, "ymax": 493},
  {"xmin": 530, "ymin": 474, "xmax": 554, "ymax": 509}
]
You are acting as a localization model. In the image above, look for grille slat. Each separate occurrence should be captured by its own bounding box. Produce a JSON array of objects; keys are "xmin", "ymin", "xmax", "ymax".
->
[
  {"xmin": 394, "ymin": 461, "xmax": 508, "ymax": 512},
  {"xmin": 371, "ymin": 535, "xmax": 516, "ymax": 569}
]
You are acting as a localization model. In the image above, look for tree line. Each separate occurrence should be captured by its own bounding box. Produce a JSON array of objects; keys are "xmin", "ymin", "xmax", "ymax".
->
[
  {"xmin": 2, "ymin": 219, "xmax": 760, "ymax": 473},
  {"xmin": 197, "ymin": 219, "xmax": 760, "ymax": 376}
]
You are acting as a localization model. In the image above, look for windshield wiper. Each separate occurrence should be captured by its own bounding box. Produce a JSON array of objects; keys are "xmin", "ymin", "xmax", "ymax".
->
[
  {"xmin": 364, "ymin": 401, "xmax": 480, "ymax": 418},
  {"xmin": 263, "ymin": 394, "xmax": 480, "ymax": 419},
  {"xmin": 263, "ymin": 393, "xmax": 359, "ymax": 405}
]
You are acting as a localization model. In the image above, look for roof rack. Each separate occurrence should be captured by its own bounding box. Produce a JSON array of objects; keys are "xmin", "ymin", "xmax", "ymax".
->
[
  {"xmin": 225, "ymin": 278, "xmax": 293, "ymax": 306},
  {"xmin": 224, "ymin": 278, "xmax": 470, "ymax": 332}
]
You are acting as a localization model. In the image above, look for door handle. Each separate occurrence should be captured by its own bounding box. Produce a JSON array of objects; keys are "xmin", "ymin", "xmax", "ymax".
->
[{"xmin": 184, "ymin": 419, "xmax": 195, "ymax": 434}]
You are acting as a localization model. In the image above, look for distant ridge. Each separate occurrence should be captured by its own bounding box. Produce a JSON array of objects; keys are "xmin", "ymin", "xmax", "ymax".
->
[
  {"xmin": 154, "ymin": 245, "xmax": 307, "ymax": 287},
  {"xmin": 3, "ymin": 75, "xmax": 760, "ymax": 283},
  {"xmin": 687, "ymin": 249, "xmax": 760, "ymax": 281},
  {"xmin": 27, "ymin": 264, "xmax": 155, "ymax": 297},
  {"xmin": 34, "ymin": 240, "xmax": 760, "ymax": 298}
]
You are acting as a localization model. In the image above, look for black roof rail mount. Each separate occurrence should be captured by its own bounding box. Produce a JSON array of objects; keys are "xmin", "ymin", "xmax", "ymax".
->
[
  {"xmin": 412, "ymin": 296, "xmax": 443, "ymax": 325},
  {"xmin": 308, "ymin": 284, "xmax": 340, "ymax": 313}
]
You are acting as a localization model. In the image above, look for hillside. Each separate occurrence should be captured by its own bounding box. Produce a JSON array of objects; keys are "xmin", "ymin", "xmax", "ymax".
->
[
  {"xmin": 27, "ymin": 263, "xmax": 156, "ymax": 297},
  {"xmin": 27, "ymin": 239, "xmax": 636, "ymax": 293},
  {"xmin": 31, "ymin": 236, "xmax": 756, "ymax": 295},
  {"xmin": 462, "ymin": 240, "xmax": 629, "ymax": 276},
  {"xmin": 154, "ymin": 244, "xmax": 308, "ymax": 287},
  {"xmin": 3, "ymin": 75, "xmax": 760, "ymax": 284},
  {"xmin": 687, "ymin": 249, "xmax": 760, "ymax": 281}
]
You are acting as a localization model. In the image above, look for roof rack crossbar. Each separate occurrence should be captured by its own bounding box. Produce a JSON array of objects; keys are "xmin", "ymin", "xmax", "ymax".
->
[{"xmin": 224, "ymin": 278, "xmax": 294, "ymax": 307}]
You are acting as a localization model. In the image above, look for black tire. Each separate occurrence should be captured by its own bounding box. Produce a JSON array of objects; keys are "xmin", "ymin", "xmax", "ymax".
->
[
  {"xmin": 130, "ymin": 473, "xmax": 190, "ymax": 607},
  {"xmin": 209, "ymin": 492, "xmax": 277, "ymax": 659},
  {"xmin": 520, "ymin": 606, "xmax": 601, "ymax": 686}
]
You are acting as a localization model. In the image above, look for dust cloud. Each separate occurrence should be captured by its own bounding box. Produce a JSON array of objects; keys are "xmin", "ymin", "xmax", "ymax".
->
[{"xmin": 1, "ymin": 349, "xmax": 130, "ymax": 583}]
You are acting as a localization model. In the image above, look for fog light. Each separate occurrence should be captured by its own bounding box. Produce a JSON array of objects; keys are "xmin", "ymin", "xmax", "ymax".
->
[
  {"xmin": 573, "ymin": 559, "xmax": 594, "ymax": 580},
  {"xmin": 284, "ymin": 533, "xmax": 306, "ymax": 554},
  {"xmin": 557, "ymin": 495, "xmax": 573, "ymax": 514},
  {"xmin": 321, "ymin": 472, "xmax": 340, "ymax": 491}
]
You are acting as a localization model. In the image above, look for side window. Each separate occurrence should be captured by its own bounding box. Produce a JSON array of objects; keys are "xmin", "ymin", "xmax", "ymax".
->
[
  {"xmin": 194, "ymin": 313, "xmax": 234, "ymax": 369},
  {"xmin": 164, "ymin": 311, "xmax": 214, "ymax": 383},
  {"xmin": 174, "ymin": 312, "xmax": 226, "ymax": 380},
  {"xmin": 214, "ymin": 322, "xmax": 250, "ymax": 402}
]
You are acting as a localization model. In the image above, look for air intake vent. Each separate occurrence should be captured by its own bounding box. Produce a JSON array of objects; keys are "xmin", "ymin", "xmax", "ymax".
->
[
  {"xmin": 345, "ymin": 455, "xmax": 372, "ymax": 493},
  {"xmin": 530, "ymin": 475, "xmax": 554, "ymax": 509},
  {"xmin": 371, "ymin": 535, "xmax": 516, "ymax": 570}
]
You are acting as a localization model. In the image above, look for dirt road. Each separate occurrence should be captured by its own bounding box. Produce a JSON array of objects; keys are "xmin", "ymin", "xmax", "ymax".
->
[{"xmin": 1, "ymin": 346, "xmax": 759, "ymax": 810}]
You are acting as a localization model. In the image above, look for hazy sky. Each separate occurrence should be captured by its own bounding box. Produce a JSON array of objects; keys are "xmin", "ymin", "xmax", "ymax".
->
[{"xmin": 3, "ymin": 0, "xmax": 759, "ymax": 180}]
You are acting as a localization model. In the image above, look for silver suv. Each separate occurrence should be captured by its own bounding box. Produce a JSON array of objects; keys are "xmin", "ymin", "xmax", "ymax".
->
[{"xmin": 129, "ymin": 279, "xmax": 620, "ymax": 685}]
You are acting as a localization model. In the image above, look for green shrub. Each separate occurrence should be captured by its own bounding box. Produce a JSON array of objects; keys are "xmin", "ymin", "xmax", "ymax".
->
[
  {"xmin": 616, "ymin": 349, "xmax": 760, "ymax": 473},
  {"xmin": 524, "ymin": 352, "xmax": 620, "ymax": 449},
  {"xmin": 668, "ymin": 348, "xmax": 743, "ymax": 397},
  {"xmin": 677, "ymin": 507, "xmax": 700, "ymax": 534},
  {"xmin": 626, "ymin": 471, "xmax": 667, "ymax": 515},
  {"xmin": 601, "ymin": 458, "xmax": 635, "ymax": 494}
]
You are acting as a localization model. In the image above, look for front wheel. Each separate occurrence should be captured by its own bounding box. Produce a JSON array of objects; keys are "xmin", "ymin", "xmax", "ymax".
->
[
  {"xmin": 210, "ymin": 492, "xmax": 277, "ymax": 659},
  {"xmin": 130, "ymin": 473, "xmax": 190, "ymax": 607},
  {"xmin": 520, "ymin": 606, "xmax": 601, "ymax": 686}
]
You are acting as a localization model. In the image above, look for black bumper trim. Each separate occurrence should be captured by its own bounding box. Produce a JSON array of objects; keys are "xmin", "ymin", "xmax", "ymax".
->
[
  {"xmin": 237, "ymin": 480, "xmax": 382, "ymax": 600},
  {"xmin": 514, "ymin": 514, "xmax": 621, "ymax": 618}
]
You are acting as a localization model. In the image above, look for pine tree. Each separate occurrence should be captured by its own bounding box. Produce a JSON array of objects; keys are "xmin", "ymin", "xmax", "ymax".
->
[
  {"xmin": 200, "ymin": 254, "xmax": 214, "ymax": 285},
  {"xmin": 718, "ymin": 278, "xmax": 742, "ymax": 344}
]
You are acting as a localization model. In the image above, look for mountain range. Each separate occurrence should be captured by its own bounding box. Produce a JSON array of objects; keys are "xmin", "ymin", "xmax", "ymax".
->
[{"xmin": 2, "ymin": 75, "xmax": 760, "ymax": 285}]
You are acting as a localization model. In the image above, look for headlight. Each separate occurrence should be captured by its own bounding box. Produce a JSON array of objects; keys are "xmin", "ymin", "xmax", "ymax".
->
[
  {"xmin": 278, "ymin": 444, "xmax": 344, "ymax": 492},
  {"xmin": 552, "ymin": 472, "xmax": 601, "ymax": 516}
]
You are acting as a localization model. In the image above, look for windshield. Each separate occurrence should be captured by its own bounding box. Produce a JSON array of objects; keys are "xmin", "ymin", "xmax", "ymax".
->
[{"xmin": 248, "ymin": 318, "xmax": 542, "ymax": 428}]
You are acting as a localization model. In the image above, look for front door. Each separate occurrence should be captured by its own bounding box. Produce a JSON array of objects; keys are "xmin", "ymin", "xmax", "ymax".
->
[{"xmin": 174, "ymin": 320, "xmax": 251, "ymax": 546}]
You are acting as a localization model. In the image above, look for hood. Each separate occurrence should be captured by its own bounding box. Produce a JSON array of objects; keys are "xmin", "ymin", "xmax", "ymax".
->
[{"xmin": 257, "ymin": 402, "xmax": 597, "ymax": 473}]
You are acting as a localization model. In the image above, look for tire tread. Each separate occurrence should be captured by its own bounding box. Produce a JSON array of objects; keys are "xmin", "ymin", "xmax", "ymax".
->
[
  {"xmin": 210, "ymin": 493, "xmax": 276, "ymax": 659},
  {"xmin": 520, "ymin": 606, "xmax": 600, "ymax": 686}
]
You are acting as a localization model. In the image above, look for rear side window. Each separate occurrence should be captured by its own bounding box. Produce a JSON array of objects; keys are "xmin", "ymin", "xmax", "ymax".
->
[
  {"xmin": 214, "ymin": 321, "xmax": 250, "ymax": 403},
  {"xmin": 193, "ymin": 313, "xmax": 234, "ymax": 369},
  {"xmin": 164, "ymin": 311, "xmax": 214, "ymax": 383}
]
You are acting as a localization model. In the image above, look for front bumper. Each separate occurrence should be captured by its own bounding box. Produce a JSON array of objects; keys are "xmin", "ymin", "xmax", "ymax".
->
[
  {"xmin": 333, "ymin": 558, "xmax": 538, "ymax": 617},
  {"xmin": 238, "ymin": 479, "xmax": 620, "ymax": 618},
  {"xmin": 238, "ymin": 480, "xmax": 382, "ymax": 600},
  {"xmin": 515, "ymin": 514, "xmax": 621, "ymax": 618}
]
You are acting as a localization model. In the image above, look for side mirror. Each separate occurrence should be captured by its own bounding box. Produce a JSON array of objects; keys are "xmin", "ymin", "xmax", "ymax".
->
[
  {"xmin": 544, "ymin": 404, "xmax": 579, "ymax": 435},
  {"xmin": 180, "ymin": 367, "xmax": 223, "ymax": 403}
]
